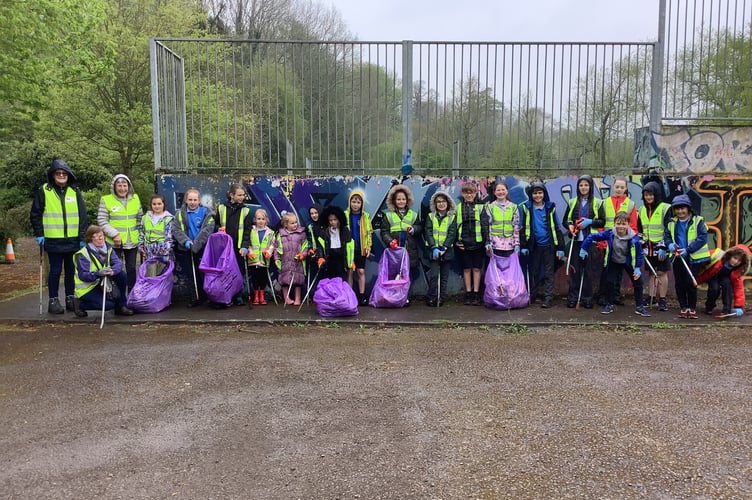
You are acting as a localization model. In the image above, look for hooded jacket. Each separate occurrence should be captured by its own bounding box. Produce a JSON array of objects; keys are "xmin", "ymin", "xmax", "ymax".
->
[
  {"xmin": 519, "ymin": 182, "xmax": 564, "ymax": 252},
  {"xmin": 317, "ymin": 205, "xmax": 354, "ymax": 271},
  {"xmin": 563, "ymin": 174, "xmax": 605, "ymax": 241},
  {"xmin": 380, "ymin": 184, "xmax": 423, "ymax": 267},
  {"xmin": 424, "ymin": 191, "xmax": 457, "ymax": 262},
  {"xmin": 306, "ymin": 203, "xmax": 324, "ymax": 251},
  {"xmin": 98, "ymin": 174, "xmax": 143, "ymax": 249},
  {"xmin": 697, "ymin": 244, "xmax": 751, "ymax": 308},
  {"xmin": 664, "ymin": 194, "xmax": 710, "ymax": 263},
  {"xmin": 637, "ymin": 181, "xmax": 671, "ymax": 252},
  {"xmin": 30, "ymin": 159, "xmax": 89, "ymax": 254},
  {"xmin": 345, "ymin": 191, "xmax": 373, "ymax": 256},
  {"xmin": 582, "ymin": 226, "xmax": 644, "ymax": 271}
]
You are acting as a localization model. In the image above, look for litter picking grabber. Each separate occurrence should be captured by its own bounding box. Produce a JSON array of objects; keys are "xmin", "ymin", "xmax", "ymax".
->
[
  {"xmin": 38, "ymin": 244, "xmax": 44, "ymax": 315},
  {"xmin": 298, "ymin": 265, "xmax": 323, "ymax": 312},
  {"xmin": 575, "ymin": 266, "xmax": 585, "ymax": 310},
  {"xmin": 265, "ymin": 265, "xmax": 278, "ymax": 305},
  {"xmin": 565, "ymin": 235, "xmax": 577, "ymax": 275},
  {"xmin": 243, "ymin": 258, "xmax": 253, "ymax": 310},
  {"xmin": 190, "ymin": 255, "xmax": 199, "ymax": 301},
  {"xmin": 642, "ymin": 256, "xmax": 659, "ymax": 308},
  {"xmin": 678, "ymin": 253, "xmax": 698, "ymax": 287},
  {"xmin": 100, "ymin": 276, "xmax": 107, "ymax": 330},
  {"xmin": 436, "ymin": 263, "xmax": 441, "ymax": 308}
]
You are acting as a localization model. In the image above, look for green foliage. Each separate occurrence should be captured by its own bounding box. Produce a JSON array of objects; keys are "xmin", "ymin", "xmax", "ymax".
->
[{"xmin": 0, "ymin": 201, "xmax": 32, "ymax": 240}]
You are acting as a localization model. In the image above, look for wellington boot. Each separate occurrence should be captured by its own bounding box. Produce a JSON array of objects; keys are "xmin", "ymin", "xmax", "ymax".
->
[
  {"xmin": 252, "ymin": 290, "xmax": 261, "ymax": 305},
  {"xmin": 72, "ymin": 297, "xmax": 88, "ymax": 318}
]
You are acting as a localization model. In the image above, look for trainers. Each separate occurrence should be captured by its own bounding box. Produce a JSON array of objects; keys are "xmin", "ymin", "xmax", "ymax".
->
[
  {"xmin": 472, "ymin": 291, "xmax": 482, "ymax": 306},
  {"xmin": 115, "ymin": 305, "xmax": 134, "ymax": 316},
  {"xmin": 600, "ymin": 304, "xmax": 614, "ymax": 314},
  {"xmin": 687, "ymin": 309, "xmax": 698, "ymax": 319},
  {"xmin": 65, "ymin": 295, "xmax": 75, "ymax": 312},
  {"xmin": 583, "ymin": 301, "xmax": 594, "ymax": 309},
  {"xmin": 658, "ymin": 298, "xmax": 668, "ymax": 311},
  {"xmin": 48, "ymin": 297, "xmax": 64, "ymax": 314},
  {"xmin": 463, "ymin": 292, "xmax": 472, "ymax": 305},
  {"xmin": 541, "ymin": 299, "xmax": 553, "ymax": 308},
  {"xmin": 678, "ymin": 308, "xmax": 689, "ymax": 318},
  {"xmin": 635, "ymin": 305, "xmax": 651, "ymax": 317},
  {"xmin": 566, "ymin": 301, "xmax": 576, "ymax": 308},
  {"xmin": 426, "ymin": 297, "xmax": 437, "ymax": 307}
]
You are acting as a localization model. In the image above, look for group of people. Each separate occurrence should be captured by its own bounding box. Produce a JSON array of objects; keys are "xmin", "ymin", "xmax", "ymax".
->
[{"xmin": 30, "ymin": 159, "xmax": 750, "ymax": 320}]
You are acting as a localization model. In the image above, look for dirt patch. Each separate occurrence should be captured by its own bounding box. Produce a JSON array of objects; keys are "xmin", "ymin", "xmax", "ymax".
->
[{"xmin": 0, "ymin": 237, "xmax": 40, "ymax": 301}]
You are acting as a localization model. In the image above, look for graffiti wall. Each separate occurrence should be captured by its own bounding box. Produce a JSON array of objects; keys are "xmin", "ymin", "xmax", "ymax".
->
[
  {"xmin": 651, "ymin": 125, "xmax": 752, "ymax": 174},
  {"xmin": 158, "ymin": 173, "xmax": 752, "ymax": 297}
]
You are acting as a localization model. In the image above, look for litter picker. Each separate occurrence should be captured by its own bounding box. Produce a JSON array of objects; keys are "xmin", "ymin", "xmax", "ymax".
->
[
  {"xmin": 243, "ymin": 257, "xmax": 253, "ymax": 309},
  {"xmin": 643, "ymin": 255, "xmax": 659, "ymax": 308},
  {"xmin": 38, "ymin": 244, "xmax": 44, "ymax": 315},
  {"xmin": 678, "ymin": 253, "xmax": 698, "ymax": 287},
  {"xmin": 100, "ymin": 276, "xmax": 107, "ymax": 330},
  {"xmin": 265, "ymin": 265, "xmax": 278, "ymax": 305},
  {"xmin": 298, "ymin": 265, "xmax": 323, "ymax": 312},
  {"xmin": 190, "ymin": 255, "xmax": 200, "ymax": 301}
]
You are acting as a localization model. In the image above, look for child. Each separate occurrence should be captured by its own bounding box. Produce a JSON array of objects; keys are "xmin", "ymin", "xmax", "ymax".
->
[
  {"xmin": 518, "ymin": 182, "xmax": 565, "ymax": 308},
  {"xmin": 305, "ymin": 203, "xmax": 324, "ymax": 288},
  {"xmin": 637, "ymin": 182, "xmax": 671, "ymax": 311},
  {"xmin": 30, "ymin": 159, "xmax": 88, "ymax": 315},
  {"xmin": 379, "ymin": 184, "xmax": 422, "ymax": 301},
  {"xmin": 317, "ymin": 205, "xmax": 354, "ymax": 281},
  {"xmin": 216, "ymin": 183, "xmax": 252, "ymax": 306},
  {"xmin": 698, "ymin": 244, "xmax": 751, "ymax": 318},
  {"xmin": 245, "ymin": 208, "xmax": 276, "ymax": 305},
  {"xmin": 455, "ymin": 183, "xmax": 489, "ymax": 305},
  {"xmin": 664, "ymin": 194, "xmax": 711, "ymax": 319},
  {"xmin": 345, "ymin": 191, "xmax": 373, "ymax": 305},
  {"xmin": 72, "ymin": 225, "xmax": 133, "ymax": 317},
  {"xmin": 139, "ymin": 193, "xmax": 174, "ymax": 263},
  {"xmin": 424, "ymin": 191, "xmax": 457, "ymax": 307},
  {"xmin": 580, "ymin": 211, "xmax": 650, "ymax": 317},
  {"xmin": 172, "ymin": 188, "xmax": 215, "ymax": 307},
  {"xmin": 98, "ymin": 174, "xmax": 143, "ymax": 293},
  {"xmin": 274, "ymin": 212, "xmax": 308, "ymax": 305},
  {"xmin": 598, "ymin": 176, "xmax": 638, "ymax": 305},
  {"xmin": 485, "ymin": 180, "xmax": 520, "ymax": 258},
  {"xmin": 563, "ymin": 174, "xmax": 605, "ymax": 308}
]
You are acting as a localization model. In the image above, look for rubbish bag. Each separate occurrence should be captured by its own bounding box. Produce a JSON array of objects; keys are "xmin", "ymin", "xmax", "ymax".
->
[
  {"xmin": 483, "ymin": 252, "xmax": 529, "ymax": 310},
  {"xmin": 126, "ymin": 257, "xmax": 174, "ymax": 313},
  {"xmin": 314, "ymin": 277, "xmax": 358, "ymax": 317},
  {"xmin": 369, "ymin": 246, "xmax": 410, "ymax": 308},
  {"xmin": 199, "ymin": 232, "xmax": 243, "ymax": 304}
]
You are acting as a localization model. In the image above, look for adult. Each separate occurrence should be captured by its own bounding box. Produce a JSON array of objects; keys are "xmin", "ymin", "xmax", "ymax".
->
[
  {"xmin": 98, "ymin": 174, "xmax": 142, "ymax": 293},
  {"xmin": 30, "ymin": 159, "xmax": 88, "ymax": 314}
]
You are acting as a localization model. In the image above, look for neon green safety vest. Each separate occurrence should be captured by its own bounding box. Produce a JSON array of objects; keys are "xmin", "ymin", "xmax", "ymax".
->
[
  {"xmin": 216, "ymin": 204, "xmax": 250, "ymax": 248},
  {"xmin": 638, "ymin": 203, "xmax": 670, "ymax": 243},
  {"xmin": 602, "ymin": 239, "xmax": 637, "ymax": 269},
  {"xmin": 567, "ymin": 197, "xmax": 602, "ymax": 222},
  {"xmin": 345, "ymin": 209, "xmax": 373, "ymax": 251},
  {"xmin": 101, "ymin": 194, "xmax": 141, "ymax": 245},
  {"xmin": 42, "ymin": 186, "xmax": 80, "ymax": 238},
  {"xmin": 142, "ymin": 215, "xmax": 173, "ymax": 244},
  {"xmin": 73, "ymin": 246, "xmax": 111, "ymax": 298},
  {"xmin": 456, "ymin": 204, "xmax": 483, "ymax": 242},
  {"xmin": 317, "ymin": 232, "xmax": 355, "ymax": 269},
  {"xmin": 427, "ymin": 213, "xmax": 454, "ymax": 247},
  {"xmin": 604, "ymin": 197, "xmax": 635, "ymax": 229},
  {"xmin": 385, "ymin": 210, "xmax": 418, "ymax": 232},
  {"xmin": 522, "ymin": 205, "xmax": 559, "ymax": 247},
  {"xmin": 487, "ymin": 203, "xmax": 516, "ymax": 238},
  {"xmin": 248, "ymin": 228, "xmax": 275, "ymax": 265},
  {"xmin": 667, "ymin": 217, "xmax": 711, "ymax": 261}
]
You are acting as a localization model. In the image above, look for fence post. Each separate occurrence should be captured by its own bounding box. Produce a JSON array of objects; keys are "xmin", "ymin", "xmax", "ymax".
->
[
  {"xmin": 150, "ymin": 38, "xmax": 161, "ymax": 173},
  {"xmin": 649, "ymin": 0, "xmax": 666, "ymax": 135},
  {"xmin": 402, "ymin": 41, "xmax": 413, "ymax": 172}
]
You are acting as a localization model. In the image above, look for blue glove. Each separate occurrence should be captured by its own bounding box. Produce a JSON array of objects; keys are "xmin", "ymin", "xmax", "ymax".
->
[
  {"xmin": 514, "ymin": 245, "xmax": 520, "ymax": 254},
  {"xmin": 80, "ymin": 240, "xmax": 86, "ymax": 249},
  {"xmin": 668, "ymin": 243, "xmax": 676, "ymax": 254},
  {"xmin": 579, "ymin": 248, "xmax": 588, "ymax": 259},
  {"xmin": 676, "ymin": 247, "xmax": 686, "ymax": 256},
  {"xmin": 432, "ymin": 248, "xmax": 440, "ymax": 260},
  {"xmin": 240, "ymin": 247, "xmax": 248, "ymax": 257},
  {"xmin": 485, "ymin": 243, "xmax": 492, "ymax": 254},
  {"xmin": 185, "ymin": 241, "xmax": 193, "ymax": 249},
  {"xmin": 556, "ymin": 250, "xmax": 564, "ymax": 260},
  {"xmin": 633, "ymin": 268, "xmax": 642, "ymax": 279},
  {"xmin": 657, "ymin": 249, "xmax": 667, "ymax": 261},
  {"xmin": 579, "ymin": 218, "xmax": 592, "ymax": 228},
  {"xmin": 36, "ymin": 236, "xmax": 45, "ymax": 246},
  {"xmin": 521, "ymin": 248, "xmax": 530, "ymax": 256},
  {"xmin": 162, "ymin": 255, "xmax": 169, "ymax": 263},
  {"xmin": 735, "ymin": 308, "xmax": 744, "ymax": 317}
]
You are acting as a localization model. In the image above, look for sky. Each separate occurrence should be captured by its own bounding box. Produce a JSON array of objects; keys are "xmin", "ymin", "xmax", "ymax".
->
[{"xmin": 326, "ymin": 0, "xmax": 661, "ymax": 43}]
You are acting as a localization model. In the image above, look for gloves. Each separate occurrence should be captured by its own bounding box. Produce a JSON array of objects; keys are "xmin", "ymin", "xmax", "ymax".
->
[
  {"xmin": 568, "ymin": 224, "xmax": 577, "ymax": 236},
  {"xmin": 80, "ymin": 241, "xmax": 86, "ymax": 249},
  {"xmin": 735, "ymin": 308, "xmax": 744, "ymax": 317},
  {"xmin": 556, "ymin": 250, "xmax": 564, "ymax": 260},
  {"xmin": 248, "ymin": 251, "xmax": 256, "ymax": 260},
  {"xmin": 643, "ymin": 247, "xmax": 649, "ymax": 256},
  {"xmin": 439, "ymin": 246, "xmax": 447, "ymax": 255},
  {"xmin": 162, "ymin": 255, "xmax": 169, "ymax": 263},
  {"xmin": 262, "ymin": 248, "xmax": 272, "ymax": 259},
  {"xmin": 485, "ymin": 243, "xmax": 492, "ymax": 253},
  {"xmin": 294, "ymin": 252, "xmax": 305, "ymax": 261},
  {"xmin": 389, "ymin": 239, "xmax": 399, "ymax": 249},
  {"xmin": 432, "ymin": 248, "xmax": 440, "ymax": 260},
  {"xmin": 579, "ymin": 248, "xmax": 588, "ymax": 259},
  {"xmin": 407, "ymin": 226, "xmax": 414, "ymax": 235},
  {"xmin": 521, "ymin": 248, "xmax": 530, "ymax": 256},
  {"xmin": 668, "ymin": 243, "xmax": 676, "ymax": 254},
  {"xmin": 308, "ymin": 248, "xmax": 316, "ymax": 257},
  {"xmin": 185, "ymin": 241, "xmax": 193, "ymax": 249},
  {"xmin": 577, "ymin": 218, "xmax": 593, "ymax": 229},
  {"xmin": 633, "ymin": 268, "xmax": 642, "ymax": 279},
  {"xmin": 351, "ymin": 262, "xmax": 356, "ymax": 270},
  {"xmin": 657, "ymin": 249, "xmax": 667, "ymax": 261},
  {"xmin": 675, "ymin": 247, "xmax": 686, "ymax": 256},
  {"xmin": 36, "ymin": 236, "xmax": 45, "ymax": 246},
  {"xmin": 218, "ymin": 227, "xmax": 226, "ymax": 233},
  {"xmin": 514, "ymin": 245, "xmax": 520, "ymax": 254},
  {"xmin": 239, "ymin": 248, "xmax": 249, "ymax": 257},
  {"xmin": 97, "ymin": 267, "xmax": 114, "ymax": 277},
  {"xmin": 317, "ymin": 257, "xmax": 326, "ymax": 267}
]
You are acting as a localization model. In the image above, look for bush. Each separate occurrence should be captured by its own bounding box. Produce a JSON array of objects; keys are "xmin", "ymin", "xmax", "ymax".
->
[{"xmin": 0, "ymin": 201, "xmax": 32, "ymax": 240}]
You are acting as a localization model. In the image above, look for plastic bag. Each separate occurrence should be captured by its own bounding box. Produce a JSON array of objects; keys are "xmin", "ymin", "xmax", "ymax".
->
[
  {"xmin": 199, "ymin": 232, "xmax": 243, "ymax": 304},
  {"xmin": 126, "ymin": 257, "xmax": 174, "ymax": 313},
  {"xmin": 314, "ymin": 277, "xmax": 358, "ymax": 317},
  {"xmin": 483, "ymin": 252, "xmax": 529, "ymax": 310},
  {"xmin": 369, "ymin": 247, "xmax": 410, "ymax": 308}
]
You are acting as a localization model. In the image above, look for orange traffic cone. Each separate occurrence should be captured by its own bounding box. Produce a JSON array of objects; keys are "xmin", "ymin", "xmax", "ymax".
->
[{"xmin": 4, "ymin": 238, "xmax": 16, "ymax": 264}]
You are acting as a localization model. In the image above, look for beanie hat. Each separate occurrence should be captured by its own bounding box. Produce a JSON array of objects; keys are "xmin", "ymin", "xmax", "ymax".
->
[{"xmin": 671, "ymin": 194, "xmax": 692, "ymax": 208}]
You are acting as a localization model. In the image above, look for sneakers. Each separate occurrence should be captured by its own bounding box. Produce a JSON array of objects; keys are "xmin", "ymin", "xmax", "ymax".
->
[
  {"xmin": 635, "ymin": 305, "xmax": 651, "ymax": 317},
  {"xmin": 658, "ymin": 298, "xmax": 668, "ymax": 311},
  {"xmin": 686, "ymin": 309, "xmax": 698, "ymax": 319},
  {"xmin": 48, "ymin": 297, "xmax": 65, "ymax": 314},
  {"xmin": 471, "ymin": 292, "xmax": 482, "ymax": 306},
  {"xmin": 541, "ymin": 299, "xmax": 553, "ymax": 308},
  {"xmin": 600, "ymin": 304, "xmax": 614, "ymax": 314},
  {"xmin": 65, "ymin": 295, "xmax": 75, "ymax": 312},
  {"xmin": 566, "ymin": 301, "xmax": 576, "ymax": 308},
  {"xmin": 115, "ymin": 305, "xmax": 134, "ymax": 316},
  {"xmin": 463, "ymin": 292, "xmax": 472, "ymax": 305},
  {"xmin": 426, "ymin": 297, "xmax": 438, "ymax": 307},
  {"xmin": 715, "ymin": 311, "xmax": 736, "ymax": 319},
  {"xmin": 679, "ymin": 308, "xmax": 689, "ymax": 318}
]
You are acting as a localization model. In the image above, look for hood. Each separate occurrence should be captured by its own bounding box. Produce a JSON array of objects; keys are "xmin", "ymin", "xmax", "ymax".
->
[
  {"xmin": 576, "ymin": 174, "xmax": 595, "ymax": 201},
  {"xmin": 728, "ymin": 244, "xmax": 752, "ymax": 275},
  {"xmin": 671, "ymin": 194, "xmax": 692, "ymax": 212},
  {"xmin": 46, "ymin": 159, "xmax": 78, "ymax": 186},
  {"xmin": 110, "ymin": 174, "xmax": 135, "ymax": 198},
  {"xmin": 385, "ymin": 184, "xmax": 415, "ymax": 212},
  {"xmin": 320, "ymin": 205, "xmax": 348, "ymax": 230},
  {"xmin": 308, "ymin": 203, "xmax": 324, "ymax": 226},
  {"xmin": 525, "ymin": 181, "xmax": 551, "ymax": 206},
  {"xmin": 347, "ymin": 190, "xmax": 366, "ymax": 212},
  {"xmin": 641, "ymin": 181, "xmax": 664, "ymax": 205},
  {"xmin": 429, "ymin": 190, "xmax": 456, "ymax": 216},
  {"xmin": 614, "ymin": 227, "xmax": 636, "ymax": 241}
]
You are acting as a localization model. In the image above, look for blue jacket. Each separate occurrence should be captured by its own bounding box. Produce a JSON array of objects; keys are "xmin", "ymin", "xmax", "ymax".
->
[{"xmin": 582, "ymin": 229, "xmax": 644, "ymax": 270}]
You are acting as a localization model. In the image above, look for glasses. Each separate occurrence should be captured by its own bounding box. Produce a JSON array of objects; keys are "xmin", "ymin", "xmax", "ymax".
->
[{"xmin": 54, "ymin": 171, "xmax": 68, "ymax": 177}]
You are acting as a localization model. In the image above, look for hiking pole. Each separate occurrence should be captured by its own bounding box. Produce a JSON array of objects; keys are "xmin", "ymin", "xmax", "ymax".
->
[
  {"xmin": 38, "ymin": 244, "xmax": 44, "ymax": 315},
  {"xmin": 679, "ymin": 253, "xmax": 698, "ymax": 287},
  {"xmin": 298, "ymin": 266, "xmax": 323, "ymax": 312},
  {"xmin": 265, "ymin": 265, "xmax": 278, "ymax": 305},
  {"xmin": 100, "ymin": 276, "xmax": 107, "ymax": 330}
]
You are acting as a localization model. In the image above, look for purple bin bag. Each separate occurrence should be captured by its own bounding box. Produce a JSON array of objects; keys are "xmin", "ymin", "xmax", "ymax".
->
[
  {"xmin": 199, "ymin": 231, "xmax": 243, "ymax": 304},
  {"xmin": 369, "ymin": 246, "xmax": 410, "ymax": 308},
  {"xmin": 483, "ymin": 252, "xmax": 529, "ymax": 310},
  {"xmin": 126, "ymin": 257, "xmax": 174, "ymax": 313},
  {"xmin": 314, "ymin": 277, "xmax": 359, "ymax": 317}
]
